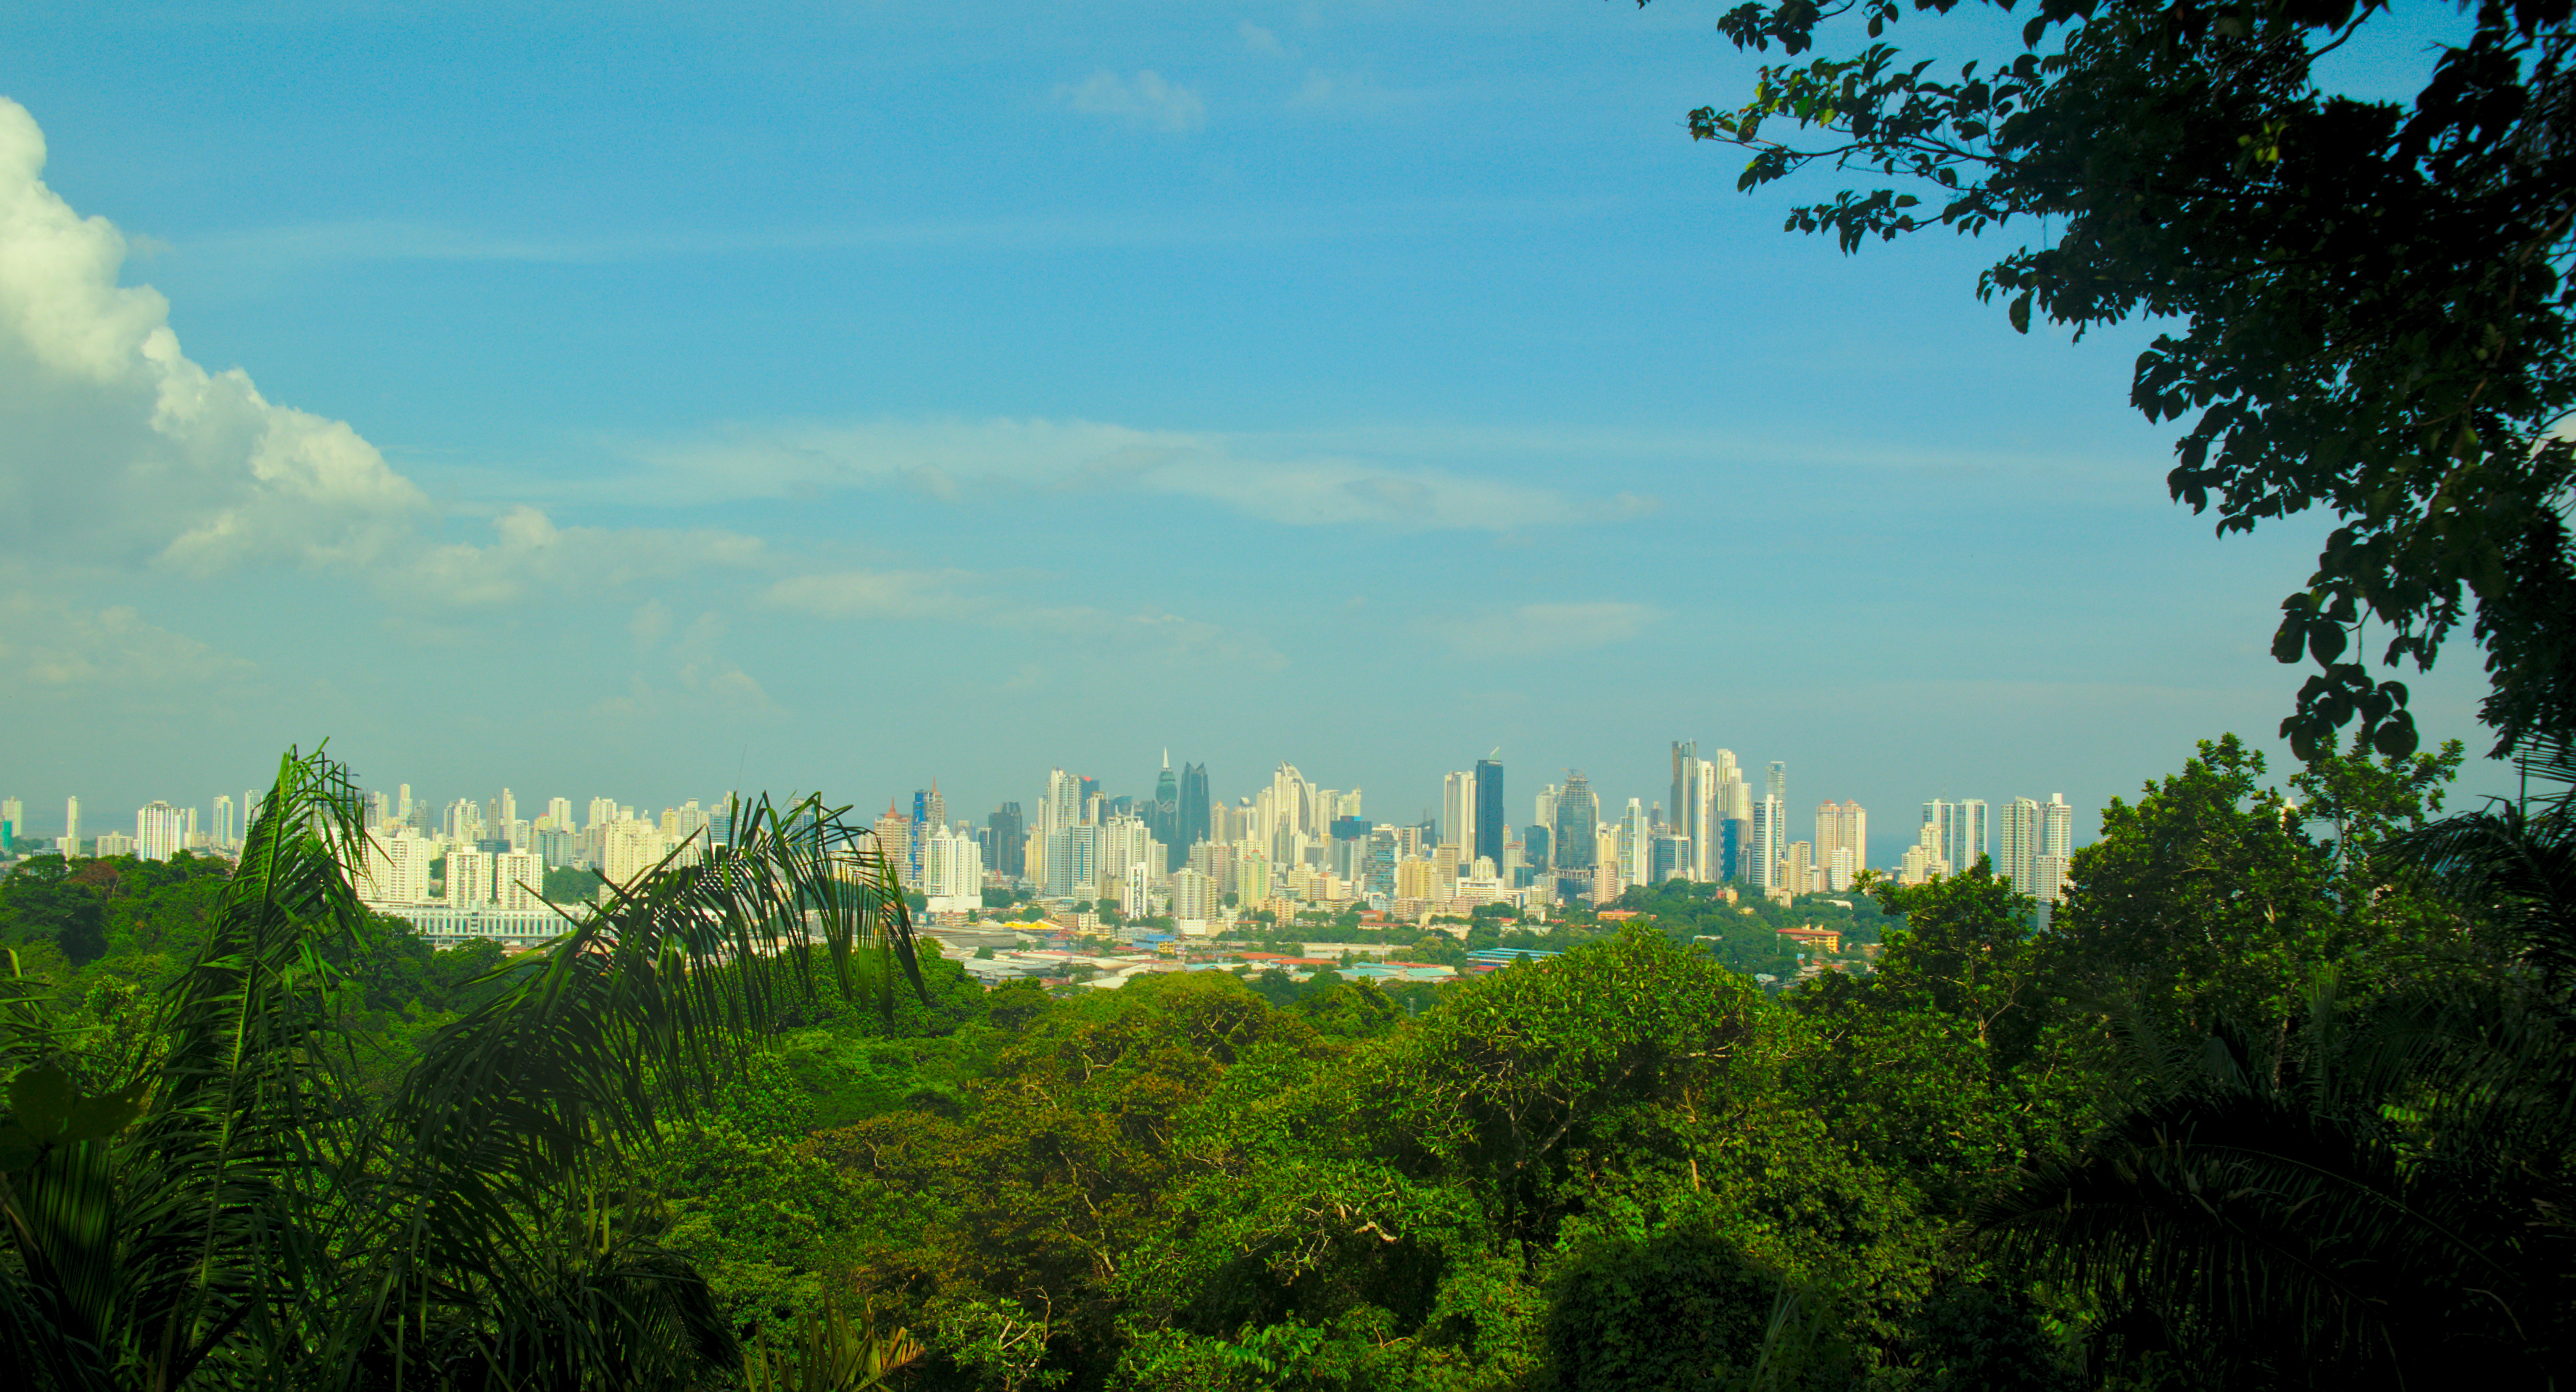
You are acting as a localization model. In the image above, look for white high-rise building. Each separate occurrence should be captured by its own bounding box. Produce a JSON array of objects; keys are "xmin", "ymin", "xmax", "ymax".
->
[
  {"xmin": 1441, "ymin": 770, "xmax": 1477, "ymax": 851},
  {"xmin": 447, "ymin": 847, "xmax": 494, "ymax": 906},
  {"xmin": 545, "ymin": 797, "xmax": 573, "ymax": 831},
  {"xmin": 587, "ymin": 796, "xmax": 618, "ymax": 832},
  {"xmin": 1618, "ymin": 798, "xmax": 1649, "ymax": 884},
  {"xmin": 1265, "ymin": 763, "xmax": 1312, "ymax": 861},
  {"xmin": 1898, "ymin": 819, "xmax": 1952, "ymax": 885},
  {"xmin": 212, "ymin": 795, "xmax": 237, "ymax": 849},
  {"xmin": 1815, "ymin": 801, "xmax": 1867, "ymax": 884},
  {"xmin": 396, "ymin": 784, "xmax": 413, "ymax": 824},
  {"xmin": 1751, "ymin": 795, "xmax": 1784, "ymax": 891},
  {"xmin": 1118, "ymin": 862, "xmax": 1153, "ymax": 919},
  {"xmin": 360, "ymin": 828, "xmax": 434, "ymax": 904},
  {"xmin": 1534, "ymin": 784, "xmax": 1558, "ymax": 841},
  {"xmin": 65, "ymin": 796, "xmax": 79, "ymax": 854},
  {"xmin": 1169, "ymin": 866, "xmax": 1219, "ymax": 924},
  {"xmin": 493, "ymin": 848, "xmax": 547, "ymax": 911},
  {"xmin": 600, "ymin": 819, "xmax": 668, "ymax": 887},
  {"xmin": 136, "ymin": 802, "xmax": 186, "ymax": 861},
  {"xmin": 1999, "ymin": 798, "xmax": 2043, "ymax": 892},
  {"xmin": 1096, "ymin": 816, "xmax": 1159, "ymax": 890},
  {"xmin": 2041, "ymin": 794, "xmax": 2074, "ymax": 861},
  {"xmin": 1689, "ymin": 758, "xmax": 1719, "ymax": 879},
  {"xmin": 922, "ymin": 823, "xmax": 985, "ymax": 913},
  {"xmin": 1042, "ymin": 768, "xmax": 1081, "ymax": 839},
  {"xmin": 1922, "ymin": 799, "xmax": 1991, "ymax": 877},
  {"xmin": 2034, "ymin": 793, "xmax": 2075, "ymax": 903}
]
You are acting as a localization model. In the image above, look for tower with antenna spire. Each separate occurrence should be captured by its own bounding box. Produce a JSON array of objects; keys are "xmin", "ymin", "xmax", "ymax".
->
[{"xmin": 1153, "ymin": 753, "xmax": 1181, "ymax": 869}]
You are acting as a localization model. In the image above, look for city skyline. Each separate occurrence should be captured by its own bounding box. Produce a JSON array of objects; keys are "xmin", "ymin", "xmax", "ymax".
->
[
  {"xmin": 7, "ymin": 737, "xmax": 2092, "ymax": 887},
  {"xmin": 0, "ymin": 9, "xmax": 2518, "ymax": 855}
]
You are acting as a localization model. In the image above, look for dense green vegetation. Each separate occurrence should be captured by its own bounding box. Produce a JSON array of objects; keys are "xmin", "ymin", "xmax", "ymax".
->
[{"xmin": 7, "ymin": 730, "xmax": 2563, "ymax": 1389}]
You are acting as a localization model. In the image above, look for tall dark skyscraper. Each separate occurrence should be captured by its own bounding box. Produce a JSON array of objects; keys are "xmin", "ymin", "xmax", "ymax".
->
[
  {"xmin": 1554, "ymin": 771, "xmax": 1599, "ymax": 901},
  {"xmin": 1473, "ymin": 757, "xmax": 1505, "ymax": 869},
  {"xmin": 1152, "ymin": 752, "xmax": 1180, "ymax": 866},
  {"xmin": 988, "ymin": 802, "xmax": 1024, "ymax": 879},
  {"xmin": 1178, "ymin": 762, "xmax": 1211, "ymax": 854}
]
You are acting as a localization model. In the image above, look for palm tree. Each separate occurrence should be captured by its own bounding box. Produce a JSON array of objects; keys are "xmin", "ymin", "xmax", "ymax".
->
[{"xmin": 0, "ymin": 746, "xmax": 927, "ymax": 1390}]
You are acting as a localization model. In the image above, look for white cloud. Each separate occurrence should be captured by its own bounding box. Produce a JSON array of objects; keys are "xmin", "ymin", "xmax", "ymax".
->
[
  {"xmin": 760, "ymin": 569, "xmax": 966, "ymax": 620},
  {"xmin": 0, "ymin": 594, "xmax": 255, "ymax": 696},
  {"xmin": 1238, "ymin": 20, "xmax": 1289, "ymax": 55},
  {"xmin": 624, "ymin": 417, "xmax": 1654, "ymax": 531},
  {"xmin": 1431, "ymin": 602, "xmax": 1660, "ymax": 659},
  {"xmin": 0, "ymin": 99, "xmax": 428, "ymax": 573},
  {"xmin": 399, "ymin": 505, "xmax": 769, "ymax": 610},
  {"xmin": 1058, "ymin": 70, "xmax": 1206, "ymax": 132}
]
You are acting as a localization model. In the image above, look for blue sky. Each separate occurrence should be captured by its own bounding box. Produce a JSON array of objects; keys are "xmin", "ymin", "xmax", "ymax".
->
[{"xmin": 0, "ymin": 1, "xmax": 2505, "ymax": 863}]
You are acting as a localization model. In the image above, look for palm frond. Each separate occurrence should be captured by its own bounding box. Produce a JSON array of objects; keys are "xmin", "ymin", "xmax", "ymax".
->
[
  {"xmin": 0, "ymin": 747, "xmax": 369, "ymax": 1391},
  {"xmin": 2380, "ymin": 730, "xmax": 2576, "ymax": 990},
  {"xmin": 327, "ymin": 792, "xmax": 919, "ymax": 1387},
  {"xmin": 1976, "ymin": 1088, "xmax": 2511, "ymax": 1375}
]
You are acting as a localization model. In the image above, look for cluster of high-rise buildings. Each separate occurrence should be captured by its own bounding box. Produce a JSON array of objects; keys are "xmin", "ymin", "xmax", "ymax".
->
[
  {"xmin": 869, "ymin": 742, "xmax": 2077, "ymax": 935},
  {"xmin": 2, "ymin": 742, "xmax": 2078, "ymax": 945},
  {"xmin": 0, "ymin": 793, "xmax": 249, "ymax": 863}
]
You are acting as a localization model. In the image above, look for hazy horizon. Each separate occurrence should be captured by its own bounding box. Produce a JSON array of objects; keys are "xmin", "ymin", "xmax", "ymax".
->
[{"xmin": 0, "ymin": 1, "xmax": 2511, "ymax": 869}]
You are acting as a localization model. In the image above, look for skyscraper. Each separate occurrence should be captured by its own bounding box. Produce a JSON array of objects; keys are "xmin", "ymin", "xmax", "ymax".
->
[
  {"xmin": 874, "ymin": 798, "xmax": 914, "ymax": 889},
  {"xmin": 136, "ymin": 802, "xmax": 185, "ymax": 861},
  {"xmin": 65, "ymin": 796, "xmax": 79, "ymax": 854},
  {"xmin": 1618, "ymin": 798, "xmax": 1649, "ymax": 884},
  {"xmin": 1473, "ymin": 757, "xmax": 1504, "ymax": 870},
  {"xmin": 1752, "ymin": 795, "xmax": 1781, "ymax": 891},
  {"xmin": 1042, "ymin": 768, "xmax": 1081, "ymax": 839},
  {"xmin": 446, "ymin": 846, "xmax": 494, "ymax": 906},
  {"xmin": 911, "ymin": 787, "xmax": 935, "ymax": 887},
  {"xmin": 1669, "ymin": 742, "xmax": 1719, "ymax": 881},
  {"xmin": 1670, "ymin": 740, "xmax": 1695, "ymax": 837},
  {"xmin": 1998, "ymin": 797, "xmax": 2042, "ymax": 892},
  {"xmin": 494, "ymin": 848, "xmax": 545, "ymax": 912},
  {"xmin": 990, "ymin": 803, "xmax": 1026, "ymax": 880},
  {"xmin": 1440, "ymin": 769, "xmax": 1476, "ymax": 851},
  {"xmin": 1757, "ymin": 762, "xmax": 1788, "ymax": 890},
  {"xmin": 1152, "ymin": 753, "xmax": 1180, "ymax": 863},
  {"xmin": 0, "ymin": 795, "xmax": 19, "ymax": 851},
  {"xmin": 1921, "ymin": 800, "xmax": 1991, "ymax": 877},
  {"xmin": 2036, "ymin": 793, "xmax": 2074, "ymax": 903},
  {"xmin": 1552, "ymin": 771, "xmax": 1599, "ymax": 898},
  {"xmin": 1179, "ymin": 761, "xmax": 1211, "ymax": 853},
  {"xmin": 1814, "ymin": 800, "xmax": 1867, "ymax": 887}
]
